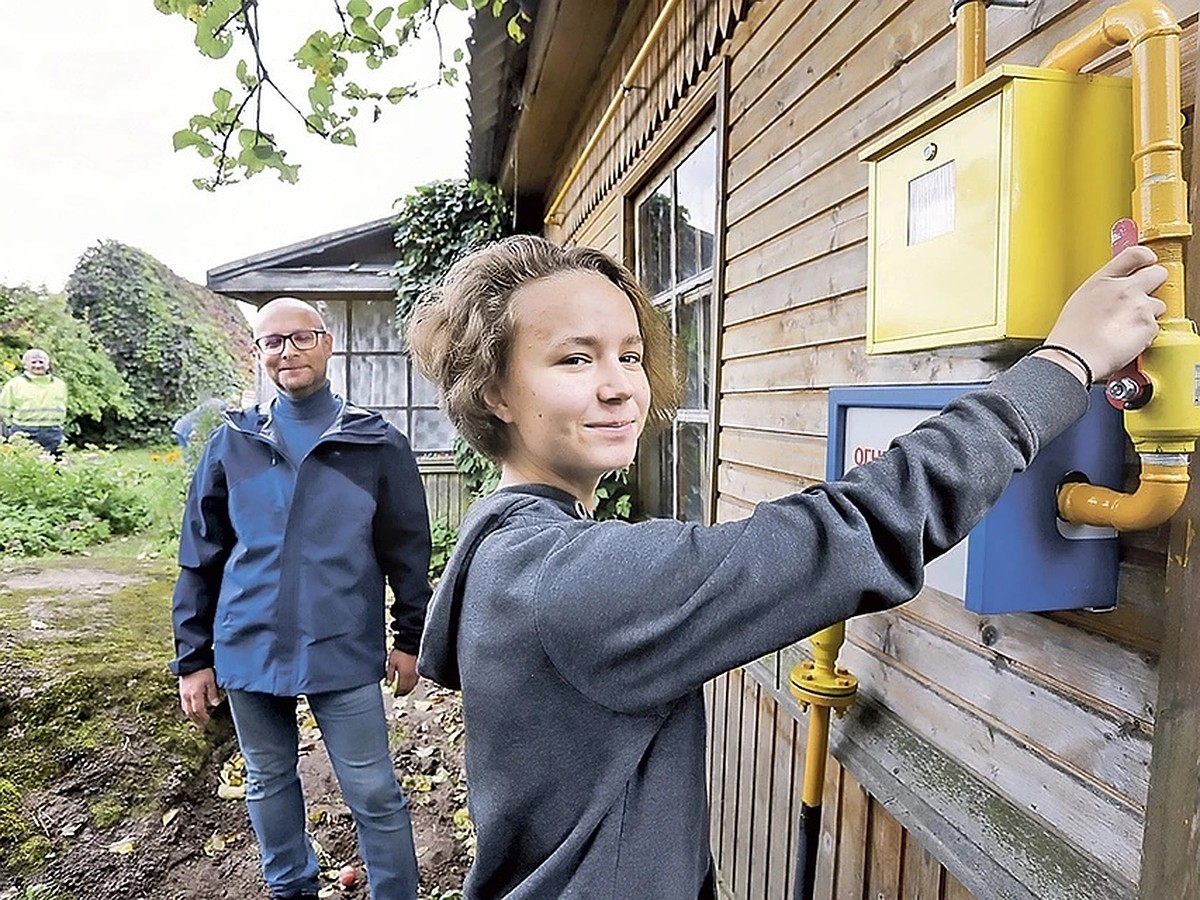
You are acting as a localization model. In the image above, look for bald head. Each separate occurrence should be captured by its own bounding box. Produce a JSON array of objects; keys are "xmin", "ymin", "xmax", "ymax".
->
[
  {"xmin": 254, "ymin": 298, "xmax": 325, "ymax": 336},
  {"xmin": 253, "ymin": 298, "xmax": 334, "ymax": 400}
]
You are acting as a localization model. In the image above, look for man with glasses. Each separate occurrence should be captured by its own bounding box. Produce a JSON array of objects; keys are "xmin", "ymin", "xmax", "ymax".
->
[{"xmin": 170, "ymin": 297, "xmax": 431, "ymax": 900}]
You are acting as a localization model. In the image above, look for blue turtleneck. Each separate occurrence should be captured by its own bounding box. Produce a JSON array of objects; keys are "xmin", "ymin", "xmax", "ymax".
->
[{"xmin": 272, "ymin": 381, "xmax": 339, "ymax": 463}]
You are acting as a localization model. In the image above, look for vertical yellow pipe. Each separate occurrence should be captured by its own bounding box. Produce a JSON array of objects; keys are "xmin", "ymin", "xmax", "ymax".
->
[
  {"xmin": 1043, "ymin": 1, "xmax": 1198, "ymax": 530},
  {"xmin": 955, "ymin": 1, "xmax": 987, "ymax": 89},
  {"xmin": 801, "ymin": 706, "xmax": 831, "ymax": 807}
]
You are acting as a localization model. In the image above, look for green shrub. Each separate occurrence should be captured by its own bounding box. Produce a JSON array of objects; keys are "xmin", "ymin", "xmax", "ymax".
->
[
  {"xmin": 0, "ymin": 284, "xmax": 132, "ymax": 438},
  {"xmin": 392, "ymin": 180, "xmax": 512, "ymax": 322},
  {"xmin": 451, "ymin": 436, "xmax": 633, "ymax": 522},
  {"xmin": 65, "ymin": 241, "xmax": 252, "ymax": 445},
  {"xmin": 428, "ymin": 517, "xmax": 458, "ymax": 584},
  {"xmin": 0, "ymin": 441, "xmax": 157, "ymax": 556}
]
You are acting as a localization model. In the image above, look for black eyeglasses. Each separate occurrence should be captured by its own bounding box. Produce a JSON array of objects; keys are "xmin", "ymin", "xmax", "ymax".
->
[{"xmin": 254, "ymin": 329, "xmax": 327, "ymax": 355}]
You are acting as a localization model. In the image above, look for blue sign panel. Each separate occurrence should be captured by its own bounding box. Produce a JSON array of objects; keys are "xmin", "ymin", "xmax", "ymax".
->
[{"xmin": 826, "ymin": 384, "xmax": 1123, "ymax": 615}]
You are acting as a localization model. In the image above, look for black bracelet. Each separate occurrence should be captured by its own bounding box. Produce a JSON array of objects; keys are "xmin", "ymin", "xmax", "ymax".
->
[{"xmin": 1028, "ymin": 343, "xmax": 1094, "ymax": 386}]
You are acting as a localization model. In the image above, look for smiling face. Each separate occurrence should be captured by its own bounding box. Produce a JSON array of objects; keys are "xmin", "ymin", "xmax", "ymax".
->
[
  {"xmin": 254, "ymin": 299, "xmax": 333, "ymax": 400},
  {"xmin": 485, "ymin": 270, "xmax": 651, "ymax": 504},
  {"xmin": 22, "ymin": 350, "xmax": 50, "ymax": 376}
]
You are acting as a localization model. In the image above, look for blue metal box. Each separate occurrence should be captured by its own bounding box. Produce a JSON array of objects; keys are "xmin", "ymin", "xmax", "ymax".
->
[{"xmin": 826, "ymin": 384, "xmax": 1123, "ymax": 614}]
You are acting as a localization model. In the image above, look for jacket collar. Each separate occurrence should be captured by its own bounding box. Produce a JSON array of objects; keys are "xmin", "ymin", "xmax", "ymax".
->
[{"xmin": 224, "ymin": 395, "xmax": 391, "ymax": 446}]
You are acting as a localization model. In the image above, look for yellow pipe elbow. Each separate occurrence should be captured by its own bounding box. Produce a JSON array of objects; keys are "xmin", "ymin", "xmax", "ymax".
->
[
  {"xmin": 1041, "ymin": 0, "xmax": 1180, "ymax": 74},
  {"xmin": 1057, "ymin": 459, "xmax": 1189, "ymax": 530}
]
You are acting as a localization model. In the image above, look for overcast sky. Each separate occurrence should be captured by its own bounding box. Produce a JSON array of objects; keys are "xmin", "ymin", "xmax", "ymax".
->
[{"xmin": 0, "ymin": 3, "xmax": 471, "ymax": 293}]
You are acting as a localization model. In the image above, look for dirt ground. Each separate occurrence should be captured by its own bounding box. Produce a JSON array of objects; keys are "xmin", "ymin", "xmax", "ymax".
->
[{"xmin": 0, "ymin": 560, "xmax": 471, "ymax": 900}]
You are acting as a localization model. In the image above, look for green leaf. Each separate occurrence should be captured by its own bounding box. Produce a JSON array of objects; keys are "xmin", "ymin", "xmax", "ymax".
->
[
  {"xmin": 397, "ymin": 0, "xmax": 425, "ymax": 15},
  {"xmin": 308, "ymin": 82, "xmax": 334, "ymax": 111},
  {"xmin": 374, "ymin": 6, "xmax": 394, "ymax": 29},
  {"xmin": 347, "ymin": 0, "xmax": 372, "ymax": 17},
  {"xmin": 350, "ymin": 17, "xmax": 383, "ymax": 43},
  {"xmin": 366, "ymin": 55, "xmax": 383, "ymax": 70},
  {"xmin": 331, "ymin": 127, "xmax": 357, "ymax": 146},
  {"xmin": 506, "ymin": 14, "xmax": 526, "ymax": 42},
  {"xmin": 171, "ymin": 129, "xmax": 208, "ymax": 152},
  {"xmin": 448, "ymin": 0, "xmax": 469, "ymax": 9},
  {"xmin": 212, "ymin": 88, "xmax": 232, "ymax": 111},
  {"xmin": 386, "ymin": 85, "xmax": 409, "ymax": 104},
  {"xmin": 452, "ymin": 48, "xmax": 464, "ymax": 63},
  {"xmin": 491, "ymin": 0, "xmax": 506, "ymax": 14}
]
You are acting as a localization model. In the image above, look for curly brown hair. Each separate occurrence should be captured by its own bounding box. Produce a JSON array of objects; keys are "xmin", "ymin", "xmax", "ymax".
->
[{"xmin": 407, "ymin": 235, "xmax": 681, "ymax": 460}]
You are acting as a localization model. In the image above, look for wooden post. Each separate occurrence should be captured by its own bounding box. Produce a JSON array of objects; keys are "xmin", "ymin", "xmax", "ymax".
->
[{"xmin": 1138, "ymin": 112, "xmax": 1200, "ymax": 900}]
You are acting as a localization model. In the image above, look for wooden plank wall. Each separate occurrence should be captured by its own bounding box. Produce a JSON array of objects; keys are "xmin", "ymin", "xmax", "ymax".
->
[
  {"xmin": 417, "ymin": 457, "xmax": 471, "ymax": 529},
  {"xmin": 703, "ymin": 667, "xmax": 974, "ymax": 899},
  {"xmin": 545, "ymin": 0, "xmax": 1200, "ymax": 895}
]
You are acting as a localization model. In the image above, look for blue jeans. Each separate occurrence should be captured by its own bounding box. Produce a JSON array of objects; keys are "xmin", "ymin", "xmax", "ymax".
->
[
  {"xmin": 9, "ymin": 425, "xmax": 62, "ymax": 455},
  {"xmin": 226, "ymin": 684, "xmax": 419, "ymax": 899}
]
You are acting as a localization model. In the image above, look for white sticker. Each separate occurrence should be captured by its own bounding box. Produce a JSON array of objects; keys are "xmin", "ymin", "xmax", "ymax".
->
[{"xmin": 1195, "ymin": 364, "xmax": 1200, "ymax": 405}]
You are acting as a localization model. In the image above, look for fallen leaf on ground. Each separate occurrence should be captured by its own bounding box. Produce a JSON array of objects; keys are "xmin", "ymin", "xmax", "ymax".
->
[
  {"xmin": 108, "ymin": 838, "xmax": 135, "ymax": 855},
  {"xmin": 161, "ymin": 808, "xmax": 180, "ymax": 827}
]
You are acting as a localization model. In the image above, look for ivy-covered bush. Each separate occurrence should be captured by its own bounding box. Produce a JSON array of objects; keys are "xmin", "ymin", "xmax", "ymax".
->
[
  {"xmin": 65, "ymin": 241, "xmax": 254, "ymax": 445},
  {"xmin": 392, "ymin": 179, "xmax": 511, "ymax": 321},
  {"xmin": 0, "ymin": 285, "xmax": 132, "ymax": 436},
  {"xmin": 0, "ymin": 440, "xmax": 151, "ymax": 556}
]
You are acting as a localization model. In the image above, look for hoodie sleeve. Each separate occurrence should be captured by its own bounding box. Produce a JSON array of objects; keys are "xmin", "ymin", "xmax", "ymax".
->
[
  {"xmin": 171, "ymin": 432, "xmax": 235, "ymax": 676},
  {"xmin": 533, "ymin": 356, "xmax": 1089, "ymax": 714},
  {"xmin": 375, "ymin": 429, "xmax": 433, "ymax": 656}
]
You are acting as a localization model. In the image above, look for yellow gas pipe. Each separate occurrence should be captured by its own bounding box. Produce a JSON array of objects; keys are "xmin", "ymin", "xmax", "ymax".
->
[
  {"xmin": 1044, "ymin": 0, "xmax": 1200, "ymax": 530},
  {"xmin": 955, "ymin": 0, "xmax": 987, "ymax": 88},
  {"xmin": 788, "ymin": 621, "xmax": 858, "ymax": 899}
]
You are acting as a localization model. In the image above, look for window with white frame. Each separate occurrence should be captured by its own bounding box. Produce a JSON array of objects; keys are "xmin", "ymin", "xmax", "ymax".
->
[{"xmin": 634, "ymin": 127, "xmax": 718, "ymax": 522}]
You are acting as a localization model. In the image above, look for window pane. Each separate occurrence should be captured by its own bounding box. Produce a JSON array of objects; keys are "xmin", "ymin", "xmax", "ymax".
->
[
  {"xmin": 349, "ymin": 354, "xmax": 408, "ymax": 407},
  {"xmin": 675, "ymin": 419, "xmax": 708, "ymax": 523},
  {"xmin": 675, "ymin": 131, "xmax": 717, "ymax": 284},
  {"xmin": 378, "ymin": 408, "xmax": 408, "ymax": 435},
  {"xmin": 637, "ymin": 177, "xmax": 673, "ymax": 297},
  {"xmin": 314, "ymin": 300, "xmax": 348, "ymax": 349},
  {"xmin": 327, "ymin": 353, "xmax": 347, "ymax": 398},
  {"xmin": 411, "ymin": 363, "xmax": 441, "ymax": 406},
  {"xmin": 350, "ymin": 299, "xmax": 403, "ymax": 352},
  {"xmin": 411, "ymin": 408, "xmax": 456, "ymax": 453},
  {"xmin": 677, "ymin": 287, "xmax": 711, "ymax": 411}
]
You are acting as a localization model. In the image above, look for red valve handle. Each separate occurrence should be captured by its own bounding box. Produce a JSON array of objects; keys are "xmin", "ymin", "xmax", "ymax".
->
[{"xmin": 1105, "ymin": 219, "xmax": 1153, "ymax": 410}]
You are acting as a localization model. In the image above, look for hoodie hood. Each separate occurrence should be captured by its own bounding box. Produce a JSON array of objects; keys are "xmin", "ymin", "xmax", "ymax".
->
[{"xmin": 418, "ymin": 485, "xmax": 581, "ymax": 690}]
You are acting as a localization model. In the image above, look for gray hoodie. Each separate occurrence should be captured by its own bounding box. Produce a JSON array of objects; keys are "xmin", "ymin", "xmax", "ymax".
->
[{"xmin": 418, "ymin": 356, "xmax": 1087, "ymax": 899}]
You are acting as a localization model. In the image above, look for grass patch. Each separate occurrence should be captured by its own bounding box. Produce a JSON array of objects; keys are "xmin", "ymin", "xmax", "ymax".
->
[{"xmin": 0, "ymin": 554, "xmax": 223, "ymax": 878}]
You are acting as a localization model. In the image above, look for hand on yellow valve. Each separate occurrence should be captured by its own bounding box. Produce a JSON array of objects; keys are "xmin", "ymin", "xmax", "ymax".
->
[{"xmin": 1037, "ymin": 245, "xmax": 1166, "ymax": 384}]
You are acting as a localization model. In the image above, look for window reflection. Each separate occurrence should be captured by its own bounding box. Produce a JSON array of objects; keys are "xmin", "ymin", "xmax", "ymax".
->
[
  {"xmin": 675, "ymin": 133, "xmax": 717, "ymax": 285},
  {"xmin": 634, "ymin": 128, "xmax": 716, "ymax": 522},
  {"xmin": 637, "ymin": 177, "xmax": 673, "ymax": 296},
  {"xmin": 676, "ymin": 420, "xmax": 708, "ymax": 523},
  {"xmin": 677, "ymin": 287, "xmax": 711, "ymax": 410}
]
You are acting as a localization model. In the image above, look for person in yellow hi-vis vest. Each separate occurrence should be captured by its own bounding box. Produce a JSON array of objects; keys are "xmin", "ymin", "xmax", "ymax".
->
[{"xmin": 0, "ymin": 348, "xmax": 68, "ymax": 455}]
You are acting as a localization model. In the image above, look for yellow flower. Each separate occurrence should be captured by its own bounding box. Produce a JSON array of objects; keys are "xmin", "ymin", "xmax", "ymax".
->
[
  {"xmin": 150, "ymin": 453, "xmax": 162, "ymax": 462},
  {"xmin": 2, "ymin": 360, "xmax": 15, "ymax": 372},
  {"xmin": 165, "ymin": 450, "xmax": 182, "ymax": 463}
]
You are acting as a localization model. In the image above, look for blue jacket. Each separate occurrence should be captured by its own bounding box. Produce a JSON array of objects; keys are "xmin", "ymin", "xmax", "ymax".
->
[{"xmin": 171, "ymin": 399, "xmax": 433, "ymax": 695}]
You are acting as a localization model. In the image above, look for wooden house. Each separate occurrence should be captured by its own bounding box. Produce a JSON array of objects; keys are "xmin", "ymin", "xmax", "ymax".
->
[
  {"xmin": 464, "ymin": 1, "xmax": 1200, "ymax": 897},
  {"xmin": 208, "ymin": 218, "xmax": 469, "ymax": 526}
]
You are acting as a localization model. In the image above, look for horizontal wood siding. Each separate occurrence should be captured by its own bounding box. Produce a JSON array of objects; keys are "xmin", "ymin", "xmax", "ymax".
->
[
  {"xmin": 709, "ymin": 0, "xmax": 1199, "ymax": 893},
  {"xmin": 528, "ymin": 0, "xmax": 1200, "ymax": 894}
]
